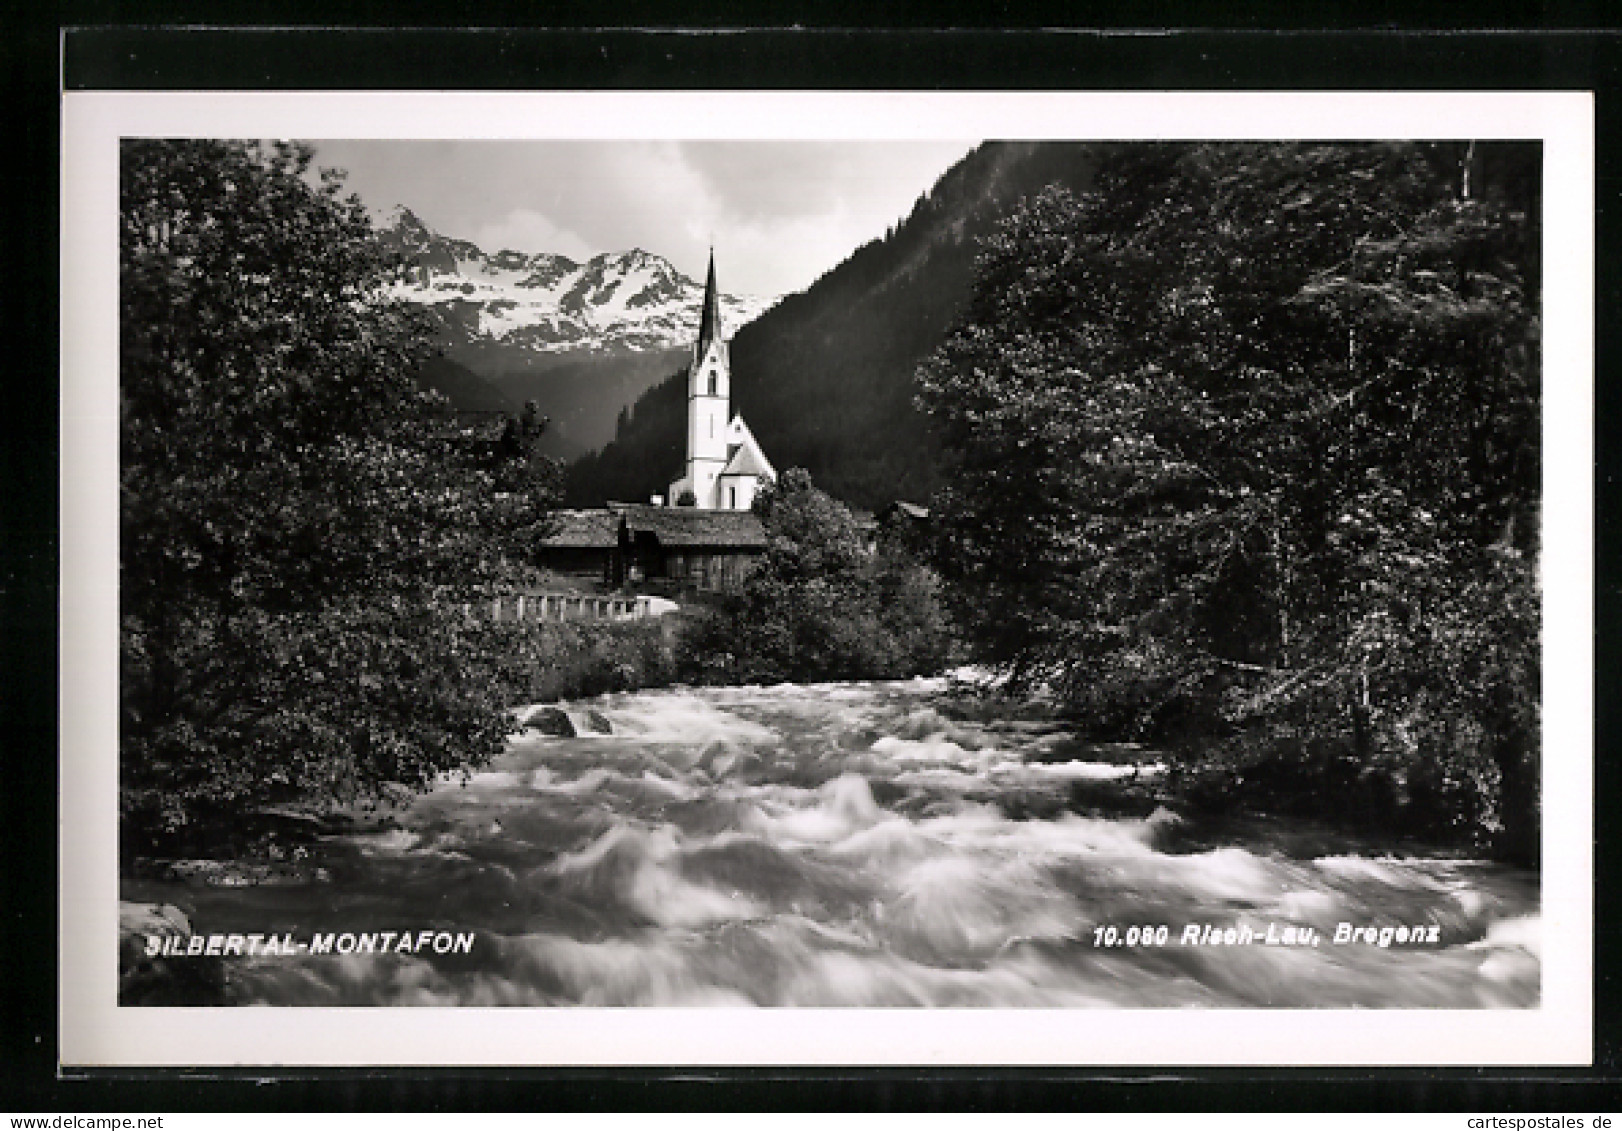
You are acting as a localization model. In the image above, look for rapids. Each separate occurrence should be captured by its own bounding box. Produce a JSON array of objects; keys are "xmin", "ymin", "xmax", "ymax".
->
[{"xmin": 122, "ymin": 678, "xmax": 1539, "ymax": 1007}]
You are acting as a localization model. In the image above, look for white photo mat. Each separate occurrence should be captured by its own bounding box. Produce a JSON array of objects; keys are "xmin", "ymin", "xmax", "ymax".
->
[{"xmin": 59, "ymin": 90, "xmax": 1594, "ymax": 1066}]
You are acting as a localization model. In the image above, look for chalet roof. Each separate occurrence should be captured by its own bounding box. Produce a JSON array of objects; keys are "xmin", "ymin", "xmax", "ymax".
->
[
  {"xmin": 542, "ymin": 498, "xmax": 770, "ymax": 552},
  {"xmin": 609, "ymin": 502, "xmax": 767, "ymax": 548}
]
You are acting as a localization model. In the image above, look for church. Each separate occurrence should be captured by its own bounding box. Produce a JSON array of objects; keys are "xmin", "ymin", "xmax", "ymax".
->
[
  {"xmin": 535, "ymin": 253, "xmax": 777, "ymax": 594},
  {"xmin": 665, "ymin": 253, "xmax": 777, "ymax": 510}
]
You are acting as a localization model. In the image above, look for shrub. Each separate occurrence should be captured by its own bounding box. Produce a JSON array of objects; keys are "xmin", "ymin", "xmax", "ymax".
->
[{"xmin": 678, "ymin": 469, "xmax": 956, "ymax": 685}]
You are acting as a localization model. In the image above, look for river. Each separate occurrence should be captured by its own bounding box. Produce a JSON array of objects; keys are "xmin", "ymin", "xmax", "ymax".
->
[{"xmin": 121, "ymin": 677, "xmax": 1539, "ymax": 1007}]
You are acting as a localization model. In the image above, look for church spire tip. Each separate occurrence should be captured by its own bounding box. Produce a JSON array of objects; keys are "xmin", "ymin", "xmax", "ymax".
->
[{"xmin": 697, "ymin": 249, "xmax": 722, "ymax": 353}]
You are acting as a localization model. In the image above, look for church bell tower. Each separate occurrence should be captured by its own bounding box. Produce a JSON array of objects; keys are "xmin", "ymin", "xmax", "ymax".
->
[
  {"xmin": 667, "ymin": 251, "xmax": 775, "ymax": 510},
  {"xmin": 686, "ymin": 253, "xmax": 729, "ymax": 503},
  {"xmin": 670, "ymin": 253, "xmax": 730, "ymax": 508}
]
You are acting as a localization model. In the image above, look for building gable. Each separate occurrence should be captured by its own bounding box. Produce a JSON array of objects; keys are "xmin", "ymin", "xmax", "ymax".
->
[{"xmin": 721, "ymin": 416, "xmax": 777, "ymax": 482}]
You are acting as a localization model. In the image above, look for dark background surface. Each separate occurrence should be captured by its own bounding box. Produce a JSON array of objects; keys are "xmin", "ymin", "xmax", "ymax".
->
[{"xmin": 9, "ymin": 11, "xmax": 1622, "ymax": 1111}]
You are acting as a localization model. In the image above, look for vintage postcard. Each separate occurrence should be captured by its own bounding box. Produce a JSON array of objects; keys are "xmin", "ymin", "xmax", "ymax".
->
[{"xmin": 59, "ymin": 90, "xmax": 1593, "ymax": 1066}]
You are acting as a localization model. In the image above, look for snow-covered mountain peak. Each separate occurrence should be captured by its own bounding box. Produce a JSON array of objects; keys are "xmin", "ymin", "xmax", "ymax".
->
[
  {"xmin": 374, "ymin": 204, "xmax": 432, "ymax": 243},
  {"xmin": 373, "ymin": 207, "xmax": 775, "ymax": 356}
]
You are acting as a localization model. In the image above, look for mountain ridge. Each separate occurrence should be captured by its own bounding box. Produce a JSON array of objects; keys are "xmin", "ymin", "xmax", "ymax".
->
[
  {"xmin": 378, "ymin": 207, "xmax": 776, "ymax": 459},
  {"xmin": 376, "ymin": 206, "xmax": 775, "ymax": 357}
]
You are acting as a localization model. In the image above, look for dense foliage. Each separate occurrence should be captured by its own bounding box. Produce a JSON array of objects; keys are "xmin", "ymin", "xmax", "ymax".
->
[
  {"xmin": 120, "ymin": 140, "xmax": 558, "ymax": 851},
  {"xmin": 494, "ymin": 617, "xmax": 680, "ymax": 704},
  {"xmin": 678, "ymin": 470, "xmax": 954, "ymax": 684},
  {"xmin": 917, "ymin": 142, "xmax": 1540, "ymax": 860}
]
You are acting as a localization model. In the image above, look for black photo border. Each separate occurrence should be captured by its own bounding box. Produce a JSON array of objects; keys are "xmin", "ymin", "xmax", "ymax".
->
[{"xmin": 13, "ymin": 16, "xmax": 1622, "ymax": 1112}]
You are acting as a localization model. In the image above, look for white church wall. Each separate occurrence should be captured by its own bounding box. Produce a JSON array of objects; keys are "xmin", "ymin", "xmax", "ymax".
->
[{"xmin": 721, "ymin": 475, "xmax": 761, "ymax": 512}]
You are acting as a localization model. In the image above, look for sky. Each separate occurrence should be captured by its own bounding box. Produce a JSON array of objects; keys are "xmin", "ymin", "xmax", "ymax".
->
[{"xmin": 308, "ymin": 140, "xmax": 979, "ymax": 298}]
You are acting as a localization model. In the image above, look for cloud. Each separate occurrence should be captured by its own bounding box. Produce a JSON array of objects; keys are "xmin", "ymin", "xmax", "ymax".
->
[
  {"xmin": 467, "ymin": 209, "xmax": 596, "ymax": 263},
  {"xmin": 310, "ymin": 139, "xmax": 977, "ymax": 296}
]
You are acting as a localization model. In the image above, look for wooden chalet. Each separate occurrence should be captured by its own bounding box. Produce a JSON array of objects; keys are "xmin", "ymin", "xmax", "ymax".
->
[{"xmin": 537, "ymin": 502, "xmax": 768, "ymax": 593}]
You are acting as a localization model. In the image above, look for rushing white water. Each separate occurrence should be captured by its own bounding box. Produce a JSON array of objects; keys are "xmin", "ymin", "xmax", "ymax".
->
[{"xmin": 125, "ymin": 679, "xmax": 1539, "ymax": 1007}]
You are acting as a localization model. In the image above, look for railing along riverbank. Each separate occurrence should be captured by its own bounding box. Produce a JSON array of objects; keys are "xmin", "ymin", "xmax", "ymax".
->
[{"xmin": 484, "ymin": 591, "xmax": 675, "ymax": 624}]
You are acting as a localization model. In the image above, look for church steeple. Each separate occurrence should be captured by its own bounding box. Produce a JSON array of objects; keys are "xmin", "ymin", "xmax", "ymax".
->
[
  {"xmin": 696, "ymin": 249, "xmax": 723, "ymax": 355},
  {"xmin": 667, "ymin": 249, "xmax": 773, "ymax": 511}
]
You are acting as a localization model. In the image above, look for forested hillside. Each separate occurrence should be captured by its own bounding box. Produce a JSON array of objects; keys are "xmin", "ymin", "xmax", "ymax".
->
[
  {"xmin": 566, "ymin": 142, "xmax": 1101, "ymax": 509},
  {"xmin": 413, "ymin": 354, "xmax": 516, "ymax": 415},
  {"xmin": 917, "ymin": 141, "xmax": 1541, "ymax": 860},
  {"xmin": 488, "ymin": 346, "xmax": 687, "ymax": 460}
]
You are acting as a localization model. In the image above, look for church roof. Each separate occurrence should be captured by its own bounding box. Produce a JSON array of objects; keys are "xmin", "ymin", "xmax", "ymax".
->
[
  {"xmin": 720, "ymin": 442, "xmax": 772, "ymax": 479},
  {"xmin": 719, "ymin": 415, "xmax": 777, "ymax": 481},
  {"xmin": 696, "ymin": 251, "xmax": 723, "ymax": 354}
]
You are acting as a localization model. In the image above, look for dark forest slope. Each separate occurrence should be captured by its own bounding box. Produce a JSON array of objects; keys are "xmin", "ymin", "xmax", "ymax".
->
[
  {"xmin": 566, "ymin": 142, "xmax": 1101, "ymax": 509},
  {"xmin": 488, "ymin": 346, "xmax": 688, "ymax": 461},
  {"xmin": 414, "ymin": 354, "xmax": 517, "ymax": 414}
]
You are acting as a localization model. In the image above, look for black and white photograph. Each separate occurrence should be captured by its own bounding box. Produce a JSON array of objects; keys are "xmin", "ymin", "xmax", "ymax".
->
[{"xmin": 58, "ymin": 91, "xmax": 1593, "ymax": 1066}]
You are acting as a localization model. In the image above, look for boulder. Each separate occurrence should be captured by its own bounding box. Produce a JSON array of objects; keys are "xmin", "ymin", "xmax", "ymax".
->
[
  {"xmin": 522, "ymin": 706, "xmax": 577, "ymax": 736},
  {"xmin": 520, "ymin": 706, "xmax": 614, "ymax": 736}
]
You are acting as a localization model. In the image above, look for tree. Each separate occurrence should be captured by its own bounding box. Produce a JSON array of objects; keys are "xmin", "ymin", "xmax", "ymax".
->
[
  {"xmin": 917, "ymin": 142, "xmax": 1539, "ymax": 858},
  {"xmin": 120, "ymin": 140, "xmax": 556, "ymax": 850},
  {"xmin": 679, "ymin": 469, "xmax": 952, "ymax": 683}
]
